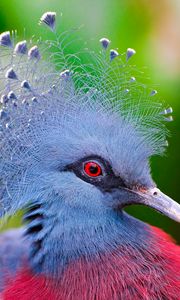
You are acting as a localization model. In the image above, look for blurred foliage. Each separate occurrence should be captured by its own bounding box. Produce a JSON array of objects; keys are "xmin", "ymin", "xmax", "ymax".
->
[{"xmin": 0, "ymin": 0, "xmax": 179, "ymax": 241}]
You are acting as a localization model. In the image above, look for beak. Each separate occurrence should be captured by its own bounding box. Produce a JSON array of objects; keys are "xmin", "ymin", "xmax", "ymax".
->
[{"xmin": 123, "ymin": 187, "xmax": 180, "ymax": 223}]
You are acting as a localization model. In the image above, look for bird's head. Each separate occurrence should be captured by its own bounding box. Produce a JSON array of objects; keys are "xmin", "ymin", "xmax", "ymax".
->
[
  {"xmin": 0, "ymin": 12, "xmax": 179, "ymax": 229},
  {"xmin": 24, "ymin": 103, "xmax": 179, "ymax": 223}
]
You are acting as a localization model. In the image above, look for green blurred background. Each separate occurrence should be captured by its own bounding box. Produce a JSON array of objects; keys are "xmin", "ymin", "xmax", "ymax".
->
[{"xmin": 0, "ymin": 0, "xmax": 179, "ymax": 241}]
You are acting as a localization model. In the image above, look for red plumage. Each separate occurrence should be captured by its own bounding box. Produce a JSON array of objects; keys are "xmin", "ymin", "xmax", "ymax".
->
[{"xmin": 2, "ymin": 226, "xmax": 180, "ymax": 300}]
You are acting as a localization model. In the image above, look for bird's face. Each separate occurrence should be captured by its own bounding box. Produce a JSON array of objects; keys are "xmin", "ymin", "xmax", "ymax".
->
[{"xmin": 25, "ymin": 104, "xmax": 179, "ymax": 223}]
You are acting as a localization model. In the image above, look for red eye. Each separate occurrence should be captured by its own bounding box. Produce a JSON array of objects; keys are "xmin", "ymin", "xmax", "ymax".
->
[{"xmin": 84, "ymin": 161, "xmax": 102, "ymax": 177}]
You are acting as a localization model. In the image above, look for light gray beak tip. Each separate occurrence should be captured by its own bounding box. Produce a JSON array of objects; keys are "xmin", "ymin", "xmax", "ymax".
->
[{"xmin": 138, "ymin": 187, "xmax": 180, "ymax": 223}]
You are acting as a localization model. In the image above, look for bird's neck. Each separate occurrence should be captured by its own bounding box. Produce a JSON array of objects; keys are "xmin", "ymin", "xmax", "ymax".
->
[
  {"xmin": 24, "ymin": 202, "xmax": 151, "ymax": 276},
  {"xmin": 4, "ymin": 224, "xmax": 180, "ymax": 300}
]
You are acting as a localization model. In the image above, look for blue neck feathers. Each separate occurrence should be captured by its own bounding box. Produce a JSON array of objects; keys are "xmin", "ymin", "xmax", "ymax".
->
[{"xmin": 24, "ymin": 200, "xmax": 151, "ymax": 277}]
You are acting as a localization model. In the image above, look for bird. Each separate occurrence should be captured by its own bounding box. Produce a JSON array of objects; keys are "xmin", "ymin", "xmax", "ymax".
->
[{"xmin": 0, "ymin": 11, "xmax": 179, "ymax": 300}]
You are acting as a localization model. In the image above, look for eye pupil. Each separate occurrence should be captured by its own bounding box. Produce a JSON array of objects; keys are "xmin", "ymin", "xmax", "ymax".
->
[
  {"xmin": 84, "ymin": 162, "xmax": 102, "ymax": 177},
  {"xmin": 89, "ymin": 165, "xmax": 98, "ymax": 174}
]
